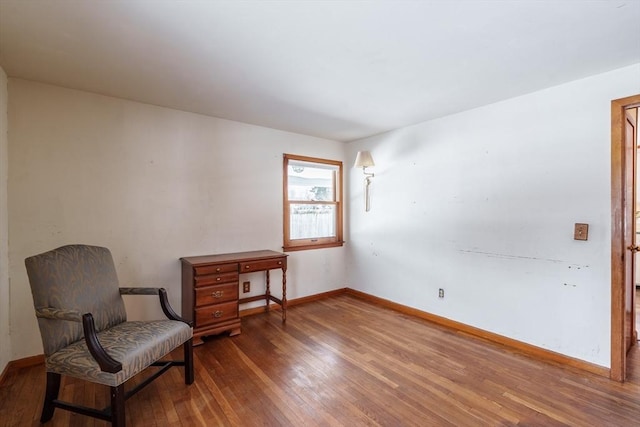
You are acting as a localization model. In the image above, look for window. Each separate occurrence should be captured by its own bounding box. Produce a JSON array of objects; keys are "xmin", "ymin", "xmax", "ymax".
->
[{"xmin": 283, "ymin": 154, "xmax": 343, "ymax": 251}]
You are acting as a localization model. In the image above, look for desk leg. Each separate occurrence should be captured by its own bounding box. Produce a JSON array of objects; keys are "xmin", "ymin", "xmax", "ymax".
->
[
  {"xmin": 282, "ymin": 267, "xmax": 287, "ymax": 322},
  {"xmin": 265, "ymin": 270, "xmax": 271, "ymax": 313}
]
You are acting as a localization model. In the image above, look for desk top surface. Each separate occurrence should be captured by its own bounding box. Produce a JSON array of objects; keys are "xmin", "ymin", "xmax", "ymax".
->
[{"xmin": 180, "ymin": 250, "xmax": 287, "ymax": 266}]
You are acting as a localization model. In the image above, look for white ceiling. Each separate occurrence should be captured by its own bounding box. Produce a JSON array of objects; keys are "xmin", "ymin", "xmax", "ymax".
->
[{"xmin": 1, "ymin": 1, "xmax": 639, "ymax": 142}]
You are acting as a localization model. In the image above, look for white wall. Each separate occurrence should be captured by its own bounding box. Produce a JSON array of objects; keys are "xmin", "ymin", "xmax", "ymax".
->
[
  {"xmin": 0, "ymin": 67, "xmax": 10, "ymax": 374},
  {"xmin": 347, "ymin": 64, "xmax": 640, "ymax": 367},
  {"xmin": 8, "ymin": 79, "xmax": 347, "ymax": 360},
  {"xmin": 8, "ymin": 65, "xmax": 640, "ymax": 366}
]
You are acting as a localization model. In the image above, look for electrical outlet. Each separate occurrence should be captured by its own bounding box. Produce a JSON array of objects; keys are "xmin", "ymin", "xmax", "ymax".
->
[
  {"xmin": 243, "ymin": 281, "xmax": 250, "ymax": 293},
  {"xmin": 438, "ymin": 288, "xmax": 444, "ymax": 298}
]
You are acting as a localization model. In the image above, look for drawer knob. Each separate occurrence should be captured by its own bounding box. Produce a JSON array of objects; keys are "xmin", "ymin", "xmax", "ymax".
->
[
  {"xmin": 216, "ymin": 268, "xmax": 221, "ymax": 272},
  {"xmin": 212, "ymin": 291, "xmax": 223, "ymax": 298},
  {"xmin": 278, "ymin": 261, "xmax": 282, "ymax": 265},
  {"xmin": 245, "ymin": 265, "xmax": 250, "ymax": 269},
  {"xmin": 213, "ymin": 310, "xmax": 223, "ymax": 318},
  {"xmin": 216, "ymin": 277, "xmax": 221, "ymax": 281}
]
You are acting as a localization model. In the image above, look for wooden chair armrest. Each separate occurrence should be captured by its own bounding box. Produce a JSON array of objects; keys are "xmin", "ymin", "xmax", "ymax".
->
[
  {"xmin": 119, "ymin": 287, "xmax": 159, "ymax": 295},
  {"xmin": 35, "ymin": 307, "xmax": 82, "ymax": 322},
  {"xmin": 82, "ymin": 313, "xmax": 122, "ymax": 373},
  {"xmin": 159, "ymin": 288, "xmax": 192, "ymax": 326},
  {"xmin": 119, "ymin": 287, "xmax": 192, "ymax": 326}
]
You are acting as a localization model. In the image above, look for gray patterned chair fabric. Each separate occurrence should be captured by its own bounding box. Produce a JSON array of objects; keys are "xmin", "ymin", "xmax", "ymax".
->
[{"xmin": 25, "ymin": 244, "xmax": 194, "ymax": 426}]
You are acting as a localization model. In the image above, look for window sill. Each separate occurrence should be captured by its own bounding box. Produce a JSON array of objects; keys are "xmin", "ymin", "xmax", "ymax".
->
[{"xmin": 283, "ymin": 241, "xmax": 344, "ymax": 252}]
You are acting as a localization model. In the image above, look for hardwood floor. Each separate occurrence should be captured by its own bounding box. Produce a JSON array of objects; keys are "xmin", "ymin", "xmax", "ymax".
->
[{"xmin": 2, "ymin": 294, "xmax": 640, "ymax": 426}]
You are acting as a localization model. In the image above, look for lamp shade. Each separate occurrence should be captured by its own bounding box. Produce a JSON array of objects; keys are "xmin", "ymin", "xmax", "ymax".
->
[{"xmin": 354, "ymin": 151, "xmax": 375, "ymax": 168}]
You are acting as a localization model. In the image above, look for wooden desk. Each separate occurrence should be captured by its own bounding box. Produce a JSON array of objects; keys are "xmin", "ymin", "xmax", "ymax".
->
[{"xmin": 181, "ymin": 250, "xmax": 288, "ymax": 346}]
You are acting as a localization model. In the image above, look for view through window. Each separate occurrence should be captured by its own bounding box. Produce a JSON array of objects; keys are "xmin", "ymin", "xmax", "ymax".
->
[{"xmin": 283, "ymin": 154, "xmax": 343, "ymax": 251}]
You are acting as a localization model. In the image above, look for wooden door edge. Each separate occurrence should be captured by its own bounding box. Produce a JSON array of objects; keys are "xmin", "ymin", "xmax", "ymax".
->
[{"xmin": 610, "ymin": 94, "xmax": 640, "ymax": 382}]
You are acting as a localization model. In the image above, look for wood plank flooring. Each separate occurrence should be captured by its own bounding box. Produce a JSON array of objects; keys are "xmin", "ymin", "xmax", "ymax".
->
[{"xmin": 2, "ymin": 294, "xmax": 640, "ymax": 426}]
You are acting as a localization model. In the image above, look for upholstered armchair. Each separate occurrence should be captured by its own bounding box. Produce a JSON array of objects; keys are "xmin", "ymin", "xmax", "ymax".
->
[{"xmin": 25, "ymin": 244, "xmax": 194, "ymax": 426}]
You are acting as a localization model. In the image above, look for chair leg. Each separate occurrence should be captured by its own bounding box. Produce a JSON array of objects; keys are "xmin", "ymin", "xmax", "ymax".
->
[
  {"xmin": 41, "ymin": 372, "xmax": 61, "ymax": 423},
  {"xmin": 110, "ymin": 384, "xmax": 125, "ymax": 427},
  {"xmin": 184, "ymin": 338, "xmax": 194, "ymax": 385}
]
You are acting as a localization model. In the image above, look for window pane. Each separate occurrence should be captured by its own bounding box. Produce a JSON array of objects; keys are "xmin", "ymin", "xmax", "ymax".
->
[
  {"xmin": 288, "ymin": 165, "xmax": 335, "ymax": 201},
  {"xmin": 283, "ymin": 154, "xmax": 343, "ymax": 251},
  {"xmin": 290, "ymin": 204, "xmax": 336, "ymax": 239}
]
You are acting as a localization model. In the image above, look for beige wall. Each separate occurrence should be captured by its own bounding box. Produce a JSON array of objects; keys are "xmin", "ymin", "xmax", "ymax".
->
[
  {"xmin": 0, "ymin": 67, "xmax": 9, "ymax": 374},
  {"xmin": 8, "ymin": 79, "xmax": 348, "ymax": 360}
]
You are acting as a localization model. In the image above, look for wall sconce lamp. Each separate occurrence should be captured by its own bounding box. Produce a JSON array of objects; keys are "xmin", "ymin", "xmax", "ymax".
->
[{"xmin": 354, "ymin": 150, "xmax": 375, "ymax": 212}]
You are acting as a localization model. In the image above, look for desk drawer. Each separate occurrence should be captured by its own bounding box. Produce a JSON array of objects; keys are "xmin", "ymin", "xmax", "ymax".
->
[
  {"xmin": 194, "ymin": 263, "xmax": 238, "ymax": 276},
  {"xmin": 239, "ymin": 258, "xmax": 286, "ymax": 273},
  {"xmin": 195, "ymin": 271, "xmax": 239, "ymax": 287},
  {"xmin": 195, "ymin": 283, "xmax": 238, "ymax": 306},
  {"xmin": 195, "ymin": 301, "xmax": 238, "ymax": 327}
]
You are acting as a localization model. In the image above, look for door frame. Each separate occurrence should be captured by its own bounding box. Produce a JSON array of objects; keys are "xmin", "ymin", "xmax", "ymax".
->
[{"xmin": 611, "ymin": 94, "xmax": 640, "ymax": 382}]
